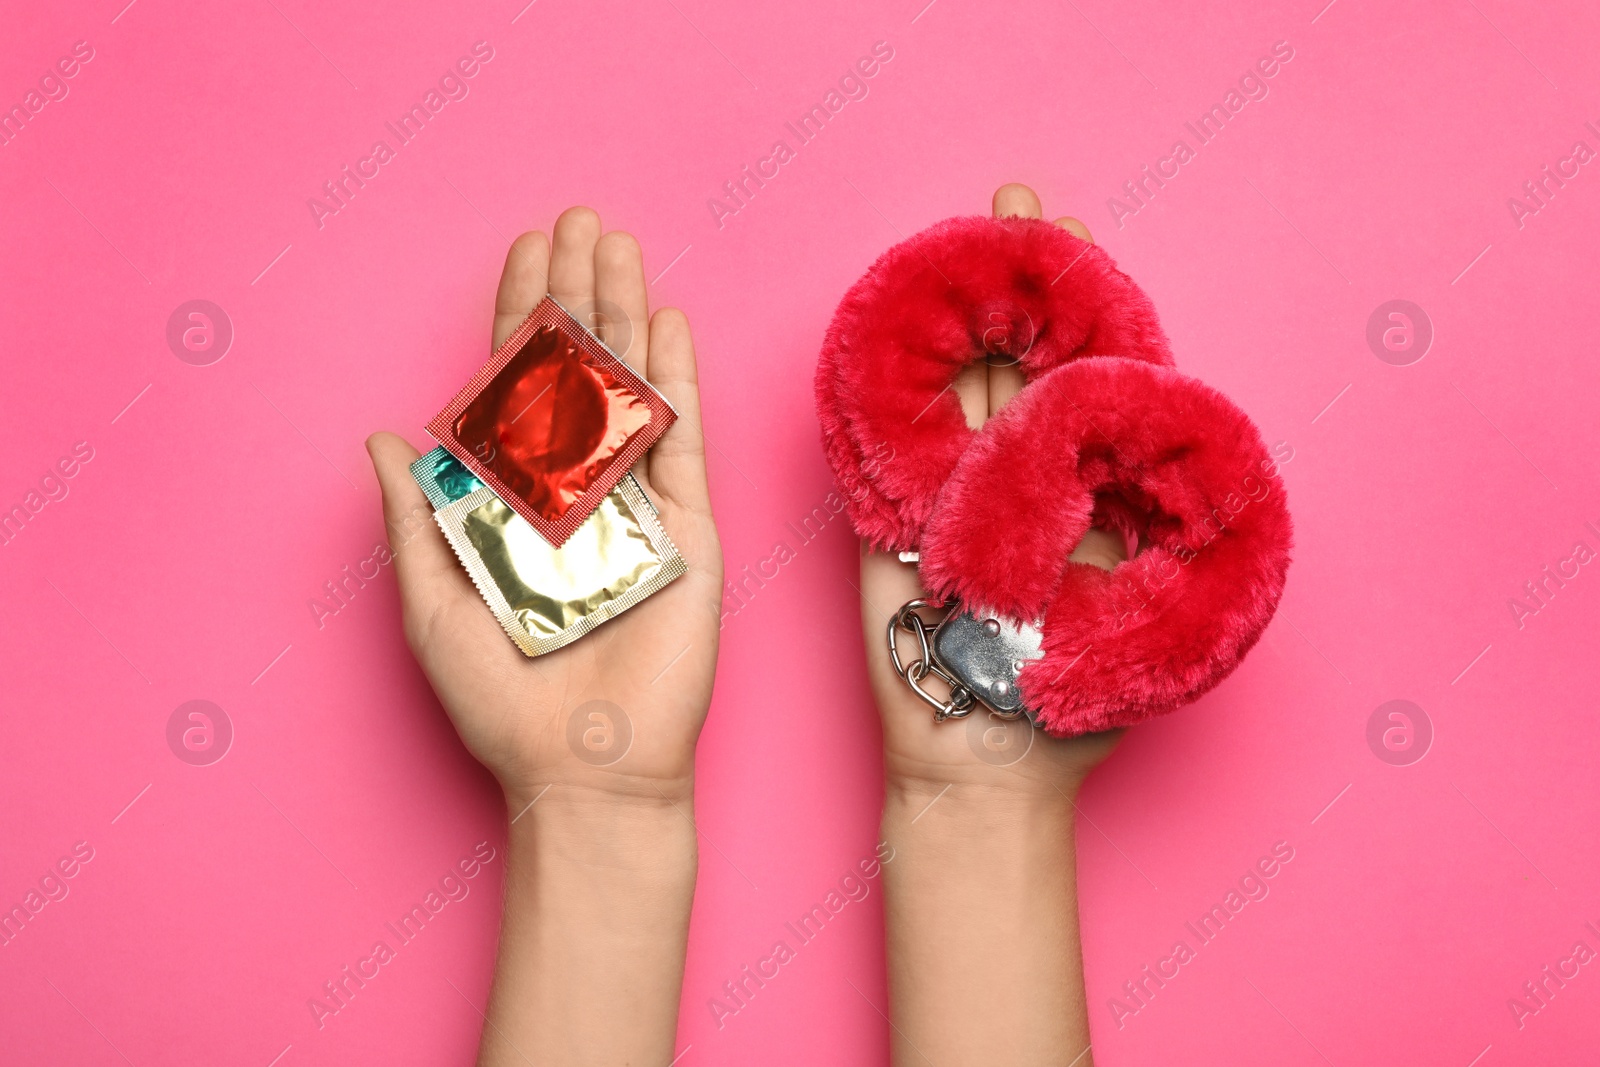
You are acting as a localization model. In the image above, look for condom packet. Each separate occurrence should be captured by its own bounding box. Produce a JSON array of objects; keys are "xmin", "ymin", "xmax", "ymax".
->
[
  {"xmin": 427, "ymin": 296, "xmax": 676, "ymax": 548},
  {"xmin": 417, "ymin": 446, "xmax": 683, "ymax": 657},
  {"xmin": 411, "ymin": 444, "xmax": 662, "ymax": 518},
  {"xmin": 410, "ymin": 445, "xmax": 487, "ymax": 509}
]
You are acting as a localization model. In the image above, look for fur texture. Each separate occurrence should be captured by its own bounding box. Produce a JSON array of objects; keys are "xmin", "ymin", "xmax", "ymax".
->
[
  {"xmin": 814, "ymin": 215, "xmax": 1290, "ymax": 737},
  {"xmin": 815, "ymin": 215, "xmax": 1173, "ymax": 553},
  {"xmin": 918, "ymin": 358, "xmax": 1293, "ymax": 737}
]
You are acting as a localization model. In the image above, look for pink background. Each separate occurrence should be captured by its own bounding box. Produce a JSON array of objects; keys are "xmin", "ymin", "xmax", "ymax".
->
[{"xmin": 3, "ymin": 0, "xmax": 1598, "ymax": 1063}]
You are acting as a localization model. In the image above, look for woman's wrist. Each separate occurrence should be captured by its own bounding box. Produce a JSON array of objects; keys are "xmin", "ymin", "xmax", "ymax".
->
[
  {"xmin": 882, "ymin": 759, "xmax": 1091, "ymax": 815},
  {"xmin": 884, "ymin": 775, "xmax": 1079, "ymax": 835},
  {"xmin": 500, "ymin": 763, "xmax": 697, "ymax": 819},
  {"xmin": 478, "ymin": 776, "xmax": 698, "ymax": 1067},
  {"xmin": 505, "ymin": 780, "xmax": 699, "ymax": 878},
  {"xmin": 879, "ymin": 765, "xmax": 1092, "ymax": 1066},
  {"xmin": 878, "ymin": 718, "xmax": 1120, "ymax": 809}
]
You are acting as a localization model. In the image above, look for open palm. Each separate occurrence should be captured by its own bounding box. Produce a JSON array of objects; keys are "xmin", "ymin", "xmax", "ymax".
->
[{"xmin": 367, "ymin": 206, "xmax": 723, "ymax": 812}]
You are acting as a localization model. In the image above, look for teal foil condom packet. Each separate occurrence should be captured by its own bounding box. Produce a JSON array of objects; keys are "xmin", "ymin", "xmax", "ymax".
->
[
  {"xmin": 412, "ymin": 446, "xmax": 657, "ymax": 516},
  {"xmin": 411, "ymin": 446, "xmax": 486, "ymax": 508}
]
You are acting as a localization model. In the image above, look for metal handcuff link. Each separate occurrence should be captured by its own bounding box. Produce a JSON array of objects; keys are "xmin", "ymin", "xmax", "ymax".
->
[{"xmin": 885, "ymin": 552, "xmax": 1047, "ymax": 728}]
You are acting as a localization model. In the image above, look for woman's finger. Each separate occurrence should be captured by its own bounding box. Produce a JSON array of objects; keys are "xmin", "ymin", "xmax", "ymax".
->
[
  {"xmin": 593, "ymin": 230, "xmax": 650, "ymax": 376},
  {"xmin": 492, "ymin": 231, "xmax": 551, "ymax": 351},
  {"xmin": 992, "ymin": 182, "xmax": 1043, "ymax": 219},
  {"xmin": 365, "ymin": 432, "xmax": 525, "ymax": 679},
  {"xmin": 547, "ymin": 206, "xmax": 601, "ymax": 317},
  {"xmin": 987, "ymin": 184, "xmax": 1040, "ymax": 416},
  {"xmin": 642, "ymin": 308, "xmax": 712, "ymax": 516},
  {"xmin": 365, "ymin": 432, "xmax": 478, "ymax": 619},
  {"xmin": 1055, "ymin": 216, "xmax": 1093, "ymax": 242}
]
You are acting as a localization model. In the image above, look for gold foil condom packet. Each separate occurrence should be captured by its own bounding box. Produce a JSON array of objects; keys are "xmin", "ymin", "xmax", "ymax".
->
[{"xmin": 432, "ymin": 474, "xmax": 685, "ymax": 657}]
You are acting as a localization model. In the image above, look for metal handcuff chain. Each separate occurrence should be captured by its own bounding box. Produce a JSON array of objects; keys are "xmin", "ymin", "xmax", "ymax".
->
[
  {"xmin": 886, "ymin": 599, "xmax": 977, "ymax": 721},
  {"xmin": 887, "ymin": 591, "xmax": 1050, "ymax": 726}
]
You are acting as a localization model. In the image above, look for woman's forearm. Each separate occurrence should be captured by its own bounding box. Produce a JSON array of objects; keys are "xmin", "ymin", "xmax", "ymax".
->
[
  {"xmin": 881, "ymin": 781, "xmax": 1092, "ymax": 1067},
  {"xmin": 477, "ymin": 789, "xmax": 698, "ymax": 1067}
]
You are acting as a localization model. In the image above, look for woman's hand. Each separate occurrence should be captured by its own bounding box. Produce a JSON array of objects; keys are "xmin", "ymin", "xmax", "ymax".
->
[
  {"xmin": 858, "ymin": 183, "xmax": 1121, "ymax": 805},
  {"xmin": 366, "ymin": 206, "xmax": 723, "ymax": 817},
  {"xmin": 366, "ymin": 207, "xmax": 721, "ymax": 1067},
  {"xmin": 868, "ymin": 184, "xmax": 1125, "ymax": 1067}
]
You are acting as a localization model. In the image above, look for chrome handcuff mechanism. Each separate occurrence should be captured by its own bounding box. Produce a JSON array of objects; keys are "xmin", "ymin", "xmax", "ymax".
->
[{"xmin": 886, "ymin": 588, "xmax": 1046, "ymax": 728}]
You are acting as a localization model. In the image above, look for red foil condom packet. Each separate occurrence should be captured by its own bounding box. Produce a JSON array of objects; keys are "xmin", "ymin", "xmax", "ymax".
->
[{"xmin": 428, "ymin": 296, "xmax": 676, "ymax": 547}]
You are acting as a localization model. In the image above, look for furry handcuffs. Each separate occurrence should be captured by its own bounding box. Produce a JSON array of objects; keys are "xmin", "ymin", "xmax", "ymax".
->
[{"xmin": 815, "ymin": 216, "xmax": 1292, "ymax": 737}]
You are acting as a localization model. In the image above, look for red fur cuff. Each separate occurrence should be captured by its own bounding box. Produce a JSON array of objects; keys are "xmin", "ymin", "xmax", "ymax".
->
[
  {"xmin": 918, "ymin": 358, "xmax": 1293, "ymax": 735},
  {"xmin": 815, "ymin": 215, "xmax": 1173, "ymax": 554},
  {"xmin": 814, "ymin": 215, "xmax": 1291, "ymax": 737}
]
